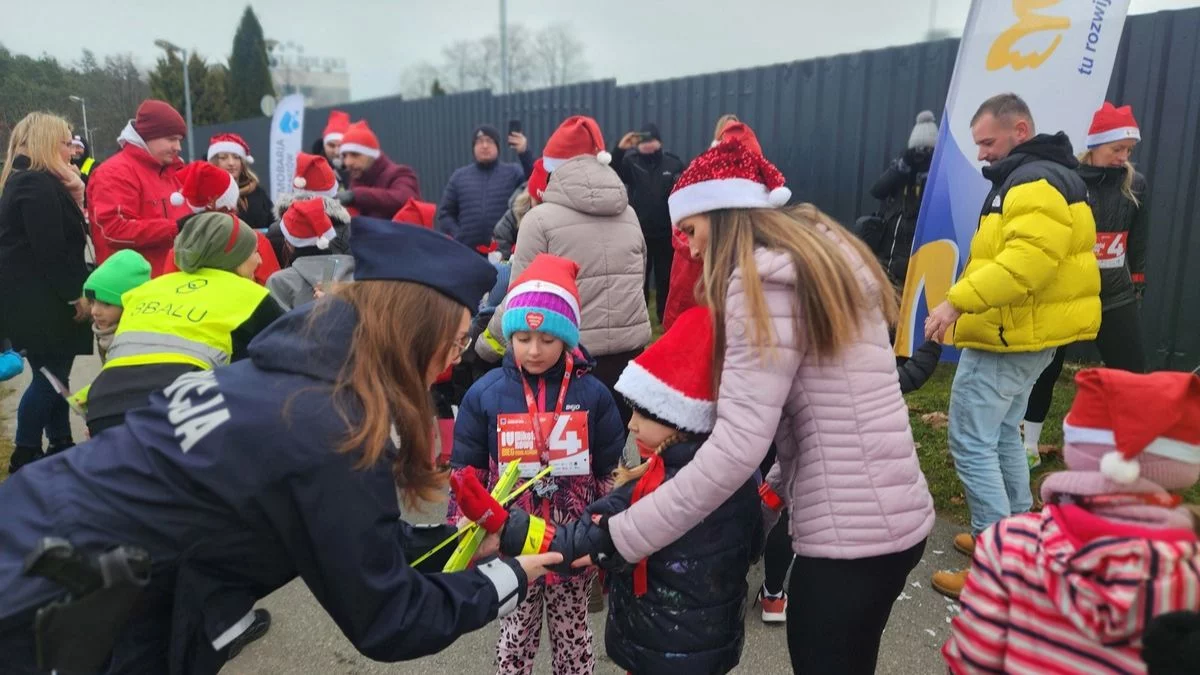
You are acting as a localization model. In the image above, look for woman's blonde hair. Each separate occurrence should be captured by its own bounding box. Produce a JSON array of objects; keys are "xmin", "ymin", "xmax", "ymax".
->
[
  {"xmin": 1079, "ymin": 149, "xmax": 1141, "ymax": 207},
  {"xmin": 700, "ymin": 204, "xmax": 897, "ymax": 389},
  {"xmin": 302, "ymin": 280, "xmax": 465, "ymax": 507},
  {"xmin": 512, "ymin": 191, "xmax": 533, "ymax": 221},
  {"xmin": 210, "ymin": 154, "xmax": 262, "ymax": 211},
  {"xmin": 1, "ymin": 112, "xmax": 72, "ymax": 186},
  {"xmin": 712, "ymin": 114, "xmax": 740, "ymax": 142}
]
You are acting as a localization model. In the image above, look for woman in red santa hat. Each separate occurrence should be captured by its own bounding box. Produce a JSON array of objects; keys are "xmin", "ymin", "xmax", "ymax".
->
[
  {"xmin": 568, "ymin": 126, "xmax": 936, "ymax": 674},
  {"xmin": 208, "ymin": 132, "xmax": 274, "ymax": 231},
  {"xmin": 1023, "ymin": 102, "xmax": 1151, "ymax": 466},
  {"xmin": 945, "ymin": 368, "xmax": 1200, "ymax": 674}
]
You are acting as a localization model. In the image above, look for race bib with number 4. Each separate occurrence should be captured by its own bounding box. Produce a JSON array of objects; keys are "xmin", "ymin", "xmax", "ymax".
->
[
  {"xmin": 497, "ymin": 411, "xmax": 591, "ymax": 477},
  {"xmin": 1094, "ymin": 232, "xmax": 1128, "ymax": 269}
]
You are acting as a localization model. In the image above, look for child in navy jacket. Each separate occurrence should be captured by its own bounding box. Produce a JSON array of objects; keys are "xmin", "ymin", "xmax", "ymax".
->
[{"xmin": 448, "ymin": 254, "xmax": 624, "ymax": 674}]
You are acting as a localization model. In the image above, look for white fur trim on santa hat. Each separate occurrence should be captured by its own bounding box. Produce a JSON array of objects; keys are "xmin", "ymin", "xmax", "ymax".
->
[
  {"xmin": 279, "ymin": 222, "xmax": 337, "ymax": 251},
  {"xmin": 506, "ymin": 279, "xmax": 581, "ymax": 323},
  {"xmin": 208, "ymin": 141, "xmax": 252, "ymax": 163},
  {"xmin": 542, "ymin": 156, "xmax": 567, "ymax": 173},
  {"xmin": 614, "ymin": 361, "xmax": 715, "ymax": 434},
  {"xmin": 1086, "ymin": 127, "xmax": 1140, "ymax": 148},
  {"xmin": 669, "ymin": 177, "xmax": 775, "ymax": 225},
  {"xmin": 339, "ymin": 143, "xmax": 380, "ymax": 159},
  {"xmin": 213, "ymin": 175, "xmax": 241, "ymax": 212},
  {"xmin": 1063, "ymin": 421, "xmax": 1200, "ymax": 465},
  {"xmin": 323, "ymin": 132, "xmax": 344, "ymax": 143}
]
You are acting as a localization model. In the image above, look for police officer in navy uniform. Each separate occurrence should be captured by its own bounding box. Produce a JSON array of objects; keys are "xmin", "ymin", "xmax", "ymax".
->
[{"xmin": 0, "ymin": 217, "xmax": 563, "ymax": 675}]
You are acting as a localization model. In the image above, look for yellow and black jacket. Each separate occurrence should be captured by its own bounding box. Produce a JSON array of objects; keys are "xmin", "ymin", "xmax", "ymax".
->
[
  {"xmin": 947, "ymin": 133, "xmax": 1101, "ymax": 352},
  {"xmin": 85, "ymin": 268, "xmax": 284, "ymax": 430}
]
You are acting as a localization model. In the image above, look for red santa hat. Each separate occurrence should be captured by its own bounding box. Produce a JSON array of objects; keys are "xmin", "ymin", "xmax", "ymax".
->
[
  {"xmin": 1087, "ymin": 102, "xmax": 1141, "ymax": 149},
  {"xmin": 1063, "ymin": 368, "xmax": 1200, "ymax": 485},
  {"xmin": 323, "ymin": 110, "xmax": 351, "ymax": 144},
  {"xmin": 280, "ymin": 197, "xmax": 337, "ymax": 250},
  {"xmin": 710, "ymin": 121, "xmax": 763, "ymax": 155},
  {"xmin": 207, "ymin": 132, "xmax": 253, "ymax": 164},
  {"xmin": 542, "ymin": 116, "xmax": 610, "ymax": 172},
  {"xmin": 527, "ymin": 158, "xmax": 549, "ymax": 202},
  {"xmin": 292, "ymin": 152, "xmax": 338, "ymax": 198},
  {"xmin": 339, "ymin": 121, "xmax": 380, "ymax": 159},
  {"xmin": 170, "ymin": 161, "xmax": 239, "ymax": 213},
  {"xmin": 615, "ymin": 306, "xmax": 715, "ymax": 433},
  {"xmin": 669, "ymin": 128, "xmax": 791, "ymax": 226}
]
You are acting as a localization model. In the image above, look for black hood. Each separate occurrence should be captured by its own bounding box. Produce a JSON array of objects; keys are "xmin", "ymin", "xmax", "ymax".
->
[
  {"xmin": 248, "ymin": 298, "xmax": 356, "ymax": 383},
  {"xmin": 1076, "ymin": 163, "xmax": 1127, "ymax": 185},
  {"xmin": 984, "ymin": 132, "xmax": 1078, "ymax": 183}
]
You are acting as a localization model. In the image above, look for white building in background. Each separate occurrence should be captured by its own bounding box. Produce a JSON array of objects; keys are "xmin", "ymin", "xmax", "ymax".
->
[{"xmin": 268, "ymin": 42, "xmax": 350, "ymax": 107}]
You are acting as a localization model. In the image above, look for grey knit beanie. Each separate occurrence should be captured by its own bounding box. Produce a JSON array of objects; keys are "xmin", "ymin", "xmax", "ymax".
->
[
  {"xmin": 174, "ymin": 212, "xmax": 257, "ymax": 273},
  {"xmin": 908, "ymin": 111, "xmax": 939, "ymax": 150}
]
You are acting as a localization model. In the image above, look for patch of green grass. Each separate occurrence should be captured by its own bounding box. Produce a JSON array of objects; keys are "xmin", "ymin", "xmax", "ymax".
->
[
  {"xmin": 906, "ymin": 362, "xmax": 1200, "ymax": 526},
  {"xmin": 0, "ymin": 383, "xmax": 12, "ymax": 483}
]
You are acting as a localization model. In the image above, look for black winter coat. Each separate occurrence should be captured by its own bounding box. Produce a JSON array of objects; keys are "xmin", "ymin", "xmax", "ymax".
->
[
  {"xmin": 550, "ymin": 439, "xmax": 761, "ymax": 674},
  {"xmin": 0, "ymin": 156, "xmax": 93, "ymax": 356},
  {"xmin": 237, "ymin": 183, "xmax": 275, "ymax": 230},
  {"xmin": 1077, "ymin": 164, "xmax": 1147, "ymax": 310},
  {"xmin": 612, "ymin": 147, "xmax": 685, "ymax": 240},
  {"xmin": 861, "ymin": 156, "xmax": 930, "ymax": 286}
]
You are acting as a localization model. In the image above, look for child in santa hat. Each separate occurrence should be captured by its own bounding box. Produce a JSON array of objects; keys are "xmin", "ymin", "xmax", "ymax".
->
[
  {"xmin": 264, "ymin": 198, "xmax": 356, "ymax": 311},
  {"xmin": 456, "ymin": 305, "xmax": 763, "ymax": 675},
  {"xmin": 447, "ymin": 253, "xmax": 625, "ymax": 675},
  {"xmin": 944, "ymin": 368, "xmax": 1200, "ymax": 674},
  {"xmin": 265, "ymin": 153, "xmax": 353, "ymax": 266}
]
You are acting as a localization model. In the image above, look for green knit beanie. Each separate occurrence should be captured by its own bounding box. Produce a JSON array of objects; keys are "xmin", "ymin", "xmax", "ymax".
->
[
  {"xmin": 83, "ymin": 249, "xmax": 151, "ymax": 306},
  {"xmin": 174, "ymin": 212, "xmax": 257, "ymax": 274}
]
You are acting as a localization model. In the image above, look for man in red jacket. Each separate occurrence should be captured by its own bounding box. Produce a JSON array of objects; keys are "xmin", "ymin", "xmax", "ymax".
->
[
  {"xmin": 336, "ymin": 121, "xmax": 421, "ymax": 219},
  {"xmin": 86, "ymin": 100, "xmax": 190, "ymax": 277}
]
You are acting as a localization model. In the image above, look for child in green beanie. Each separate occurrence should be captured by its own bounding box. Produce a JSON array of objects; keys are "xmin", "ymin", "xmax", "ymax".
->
[{"xmin": 82, "ymin": 250, "xmax": 151, "ymax": 362}]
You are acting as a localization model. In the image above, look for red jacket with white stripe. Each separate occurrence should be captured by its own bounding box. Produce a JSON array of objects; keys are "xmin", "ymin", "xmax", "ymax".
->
[{"xmin": 943, "ymin": 505, "xmax": 1200, "ymax": 674}]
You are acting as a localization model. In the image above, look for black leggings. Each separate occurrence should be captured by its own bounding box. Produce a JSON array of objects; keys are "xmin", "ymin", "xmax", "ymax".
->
[
  {"xmin": 787, "ymin": 540, "xmax": 926, "ymax": 674},
  {"xmin": 762, "ymin": 512, "xmax": 793, "ymax": 594},
  {"xmin": 643, "ymin": 236, "xmax": 674, "ymax": 322},
  {"xmin": 1025, "ymin": 302, "xmax": 1146, "ymax": 423}
]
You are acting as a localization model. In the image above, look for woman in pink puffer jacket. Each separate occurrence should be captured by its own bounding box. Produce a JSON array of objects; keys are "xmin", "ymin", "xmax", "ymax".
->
[{"xmin": 596, "ymin": 130, "xmax": 935, "ymax": 674}]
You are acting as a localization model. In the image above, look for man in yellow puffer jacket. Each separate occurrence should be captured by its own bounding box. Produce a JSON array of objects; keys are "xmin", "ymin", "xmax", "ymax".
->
[{"xmin": 925, "ymin": 93, "xmax": 1101, "ymax": 598}]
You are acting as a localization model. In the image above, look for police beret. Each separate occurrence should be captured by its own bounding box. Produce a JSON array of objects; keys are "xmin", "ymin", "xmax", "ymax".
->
[{"xmin": 349, "ymin": 217, "xmax": 497, "ymax": 311}]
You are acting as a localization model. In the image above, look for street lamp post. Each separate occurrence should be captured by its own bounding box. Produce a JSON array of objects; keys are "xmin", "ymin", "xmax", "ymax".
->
[
  {"xmin": 68, "ymin": 95, "xmax": 91, "ymax": 150},
  {"xmin": 153, "ymin": 39, "xmax": 195, "ymax": 161}
]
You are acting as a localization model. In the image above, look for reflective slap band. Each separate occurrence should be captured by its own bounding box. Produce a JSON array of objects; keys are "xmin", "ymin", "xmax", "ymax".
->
[
  {"xmin": 522, "ymin": 516, "xmax": 555, "ymax": 555},
  {"xmin": 481, "ymin": 328, "xmax": 507, "ymax": 357},
  {"xmin": 758, "ymin": 483, "xmax": 784, "ymax": 512}
]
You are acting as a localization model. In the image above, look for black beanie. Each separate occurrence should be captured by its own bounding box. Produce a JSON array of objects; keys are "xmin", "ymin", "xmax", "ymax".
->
[
  {"xmin": 640, "ymin": 122, "xmax": 661, "ymax": 142},
  {"xmin": 474, "ymin": 125, "xmax": 502, "ymax": 149}
]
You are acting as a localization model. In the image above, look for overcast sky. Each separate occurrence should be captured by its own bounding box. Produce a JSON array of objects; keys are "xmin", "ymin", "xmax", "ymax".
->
[{"xmin": 4, "ymin": 0, "xmax": 1198, "ymax": 100}]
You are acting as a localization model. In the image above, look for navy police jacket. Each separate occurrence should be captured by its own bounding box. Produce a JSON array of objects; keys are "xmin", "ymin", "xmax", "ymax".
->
[{"xmin": 0, "ymin": 299, "xmax": 524, "ymax": 674}]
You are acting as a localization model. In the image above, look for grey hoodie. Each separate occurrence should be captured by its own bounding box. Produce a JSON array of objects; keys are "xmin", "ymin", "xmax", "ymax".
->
[{"xmin": 266, "ymin": 255, "xmax": 355, "ymax": 311}]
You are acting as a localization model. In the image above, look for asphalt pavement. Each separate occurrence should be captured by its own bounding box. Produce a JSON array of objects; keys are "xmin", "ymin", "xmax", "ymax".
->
[{"xmin": 2, "ymin": 354, "xmax": 965, "ymax": 674}]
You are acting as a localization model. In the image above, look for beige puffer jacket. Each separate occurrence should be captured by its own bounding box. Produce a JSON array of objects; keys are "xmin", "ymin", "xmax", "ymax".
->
[{"xmin": 479, "ymin": 156, "xmax": 650, "ymax": 359}]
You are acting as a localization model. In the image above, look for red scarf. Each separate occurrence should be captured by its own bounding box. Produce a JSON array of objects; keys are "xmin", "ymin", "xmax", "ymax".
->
[{"xmin": 628, "ymin": 442, "xmax": 668, "ymax": 597}]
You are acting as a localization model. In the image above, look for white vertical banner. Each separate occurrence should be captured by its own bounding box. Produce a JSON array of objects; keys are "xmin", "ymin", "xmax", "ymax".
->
[
  {"xmin": 896, "ymin": 0, "xmax": 1131, "ymax": 358},
  {"xmin": 268, "ymin": 94, "xmax": 306, "ymax": 202}
]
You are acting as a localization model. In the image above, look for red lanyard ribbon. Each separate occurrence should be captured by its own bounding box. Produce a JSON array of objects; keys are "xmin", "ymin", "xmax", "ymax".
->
[{"xmin": 517, "ymin": 352, "xmax": 574, "ymax": 465}]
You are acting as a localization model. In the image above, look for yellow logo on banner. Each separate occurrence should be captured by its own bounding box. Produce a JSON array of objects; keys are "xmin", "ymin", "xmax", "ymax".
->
[
  {"xmin": 895, "ymin": 239, "xmax": 959, "ymax": 357},
  {"xmin": 987, "ymin": 0, "xmax": 1071, "ymax": 71}
]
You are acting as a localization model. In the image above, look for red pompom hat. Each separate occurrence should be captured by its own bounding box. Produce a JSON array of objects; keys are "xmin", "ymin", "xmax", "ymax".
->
[
  {"xmin": 339, "ymin": 121, "xmax": 380, "ymax": 159},
  {"xmin": 1063, "ymin": 368, "xmax": 1200, "ymax": 485},
  {"xmin": 669, "ymin": 123, "xmax": 791, "ymax": 226},
  {"xmin": 170, "ymin": 161, "xmax": 239, "ymax": 213},
  {"xmin": 280, "ymin": 197, "xmax": 337, "ymax": 250},
  {"xmin": 542, "ymin": 116, "xmax": 610, "ymax": 172},
  {"xmin": 323, "ymin": 110, "xmax": 351, "ymax": 144},
  {"xmin": 207, "ymin": 132, "xmax": 253, "ymax": 164},
  {"xmin": 615, "ymin": 306, "xmax": 716, "ymax": 433},
  {"xmin": 1086, "ymin": 102, "xmax": 1141, "ymax": 149},
  {"xmin": 292, "ymin": 152, "xmax": 338, "ymax": 198}
]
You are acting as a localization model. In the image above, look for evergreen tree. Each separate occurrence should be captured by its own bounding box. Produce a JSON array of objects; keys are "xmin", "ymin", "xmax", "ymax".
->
[
  {"xmin": 431, "ymin": 79, "xmax": 447, "ymax": 97},
  {"xmin": 194, "ymin": 64, "xmax": 231, "ymax": 126},
  {"xmin": 227, "ymin": 6, "xmax": 275, "ymax": 119},
  {"xmin": 148, "ymin": 51, "xmax": 185, "ymax": 111}
]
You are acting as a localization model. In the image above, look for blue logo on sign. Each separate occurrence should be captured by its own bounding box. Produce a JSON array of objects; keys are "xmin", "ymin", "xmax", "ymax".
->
[{"xmin": 279, "ymin": 111, "xmax": 300, "ymax": 134}]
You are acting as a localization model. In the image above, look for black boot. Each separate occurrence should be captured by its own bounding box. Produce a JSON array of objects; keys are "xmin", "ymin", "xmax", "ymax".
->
[
  {"xmin": 7, "ymin": 445, "xmax": 44, "ymax": 474},
  {"xmin": 45, "ymin": 440, "xmax": 75, "ymax": 456},
  {"xmin": 227, "ymin": 609, "xmax": 272, "ymax": 659}
]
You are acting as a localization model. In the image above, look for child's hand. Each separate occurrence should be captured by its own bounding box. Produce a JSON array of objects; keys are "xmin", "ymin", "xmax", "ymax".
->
[{"xmin": 449, "ymin": 469, "xmax": 509, "ymax": 534}]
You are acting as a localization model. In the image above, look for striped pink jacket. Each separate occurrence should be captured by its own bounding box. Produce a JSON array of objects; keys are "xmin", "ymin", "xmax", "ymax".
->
[{"xmin": 943, "ymin": 505, "xmax": 1200, "ymax": 674}]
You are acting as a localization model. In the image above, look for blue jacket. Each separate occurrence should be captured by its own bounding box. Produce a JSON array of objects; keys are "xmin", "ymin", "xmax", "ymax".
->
[
  {"xmin": 449, "ymin": 348, "xmax": 624, "ymax": 526},
  {"xmin": 0, "ymin": 299, "xmax": 524, "ymax": 674},
  {"xmin": 437, "ymin": 152, "xmax": 533, "ymax": 250}
]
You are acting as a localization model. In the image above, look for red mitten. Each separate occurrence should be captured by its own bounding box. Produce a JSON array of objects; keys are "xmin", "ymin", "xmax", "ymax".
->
[
  {"xmin": 449, "ymin": 469, "xmax": 509, "ymax": 534},
  {"xmin": 758, "ymin": 482, "xmax": 784, "ymax": 512}
]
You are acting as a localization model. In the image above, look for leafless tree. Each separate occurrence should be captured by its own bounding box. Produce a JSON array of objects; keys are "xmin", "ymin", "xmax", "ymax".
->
[
  {"xmin": 533, "ymin": 22, "xmax": 590, "ymax": 87},
  {"xmin": 399, "ymin": 61, "xmax": 443, "ymax": 99}
]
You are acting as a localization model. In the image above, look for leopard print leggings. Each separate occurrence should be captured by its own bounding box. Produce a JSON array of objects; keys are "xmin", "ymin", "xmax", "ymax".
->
[{"xmin": 495, "ymin": 574, "xmax": 595, "ymax": 674}]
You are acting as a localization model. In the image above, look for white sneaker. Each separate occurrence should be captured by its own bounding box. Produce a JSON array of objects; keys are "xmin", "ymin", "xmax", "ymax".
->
[{"xmin": 759, "ymin": 589, "xmax": 787, "ymax": 624}]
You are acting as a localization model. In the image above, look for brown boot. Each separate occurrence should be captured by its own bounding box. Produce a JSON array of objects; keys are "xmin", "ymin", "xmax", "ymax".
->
[
  {"xmin": 932, "ymin": 568, "xmax": 969, "ymax": 600},
  {"xmin": 953, "ymin": 532, "xmax": 976, "ymax": 557}
]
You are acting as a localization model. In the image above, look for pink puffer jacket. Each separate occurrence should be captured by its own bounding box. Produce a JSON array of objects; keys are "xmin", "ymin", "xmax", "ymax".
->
[{"xmin": 609, "ymin": 228, "xmax": 934, "ymax": 561}]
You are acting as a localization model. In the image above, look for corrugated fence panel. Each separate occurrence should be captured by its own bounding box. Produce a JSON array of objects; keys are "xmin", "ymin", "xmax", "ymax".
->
[{"xmin": 197, "ymin": 7, "xmax": 1200, "ymax": 370}]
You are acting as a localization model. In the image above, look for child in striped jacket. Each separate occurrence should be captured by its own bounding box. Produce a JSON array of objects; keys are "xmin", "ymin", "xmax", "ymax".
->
[{"xmin": 943, "ymin": 368, "xmax": 1200, "ymax": 674}]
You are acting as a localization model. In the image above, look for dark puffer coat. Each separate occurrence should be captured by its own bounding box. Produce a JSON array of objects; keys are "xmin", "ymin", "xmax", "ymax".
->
[
  {"xmin": 1076, "ymin": 164, "xmax": 1148, "ymax": 310},
  {"xmin": 549, "ymin": 438, "xmax": 762, "ymax": 674},
  {"xmin": 437, "ymin": 151, "xmax": 534, "ymax": 250}
]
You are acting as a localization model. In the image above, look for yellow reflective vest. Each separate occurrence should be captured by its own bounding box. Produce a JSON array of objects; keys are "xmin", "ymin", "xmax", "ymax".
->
[{"xmin": 104, "ymin": 268, "xmax": 270, "ymax": 372}]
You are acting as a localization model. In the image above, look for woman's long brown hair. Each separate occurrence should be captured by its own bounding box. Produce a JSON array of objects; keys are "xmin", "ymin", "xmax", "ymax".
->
[
  {"xmin": 701, "ymin": 204, "xmax": 897, "ymax": 389},
  {"xmin": 313, "ymin": 280, "xmax": 465, "ymax": 507}
]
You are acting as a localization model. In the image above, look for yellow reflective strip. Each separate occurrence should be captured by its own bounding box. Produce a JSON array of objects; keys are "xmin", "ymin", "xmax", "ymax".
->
[
  {"xmin": 105, "ymin": 353, "xmax": 211, "ymax": 371},
  {"xmin": 481, "ymin": 328, "xmax": 506, "ymax": 357},
  {"xmin": 522, "ymin": 517, "xmax": 548, "ymax": 555}
]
